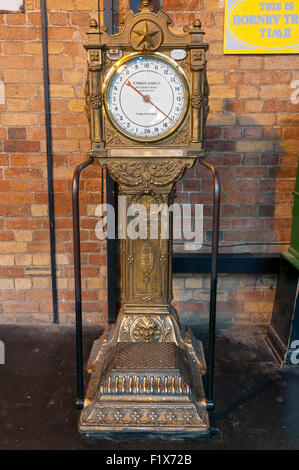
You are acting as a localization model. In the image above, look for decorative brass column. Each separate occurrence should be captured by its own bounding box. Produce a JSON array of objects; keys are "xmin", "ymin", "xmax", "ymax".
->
[{"xmin": 73, "ymin": 0, "xmax": 217, "ymax": 435}]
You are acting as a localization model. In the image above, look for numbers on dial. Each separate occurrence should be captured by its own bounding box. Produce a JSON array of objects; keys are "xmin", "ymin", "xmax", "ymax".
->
[{"xmin": 105, "ymin": 54, "xmax": 188, "ymax": 141}]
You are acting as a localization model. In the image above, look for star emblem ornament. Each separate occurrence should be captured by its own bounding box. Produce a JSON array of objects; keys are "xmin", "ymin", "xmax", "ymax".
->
[{"xmin": 130, "ymin": 20, "xmax": 162, "ymax": 51}]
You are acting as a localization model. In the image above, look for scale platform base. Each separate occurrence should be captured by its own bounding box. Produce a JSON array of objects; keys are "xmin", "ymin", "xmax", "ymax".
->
[{"xmin": 79, "ymin": 327, "xmax": 211, "ymax": 436}]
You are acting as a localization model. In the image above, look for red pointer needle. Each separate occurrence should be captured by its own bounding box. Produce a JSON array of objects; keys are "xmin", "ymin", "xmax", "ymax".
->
[{"xmin": 126, "ymin": 80, "xmax": 173, "ymax": 122}]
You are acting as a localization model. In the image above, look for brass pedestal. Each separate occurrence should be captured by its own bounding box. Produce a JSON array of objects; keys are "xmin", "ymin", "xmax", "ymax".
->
[{"xmin": 80, "ymin": 321, "xmax": 210, "ymax": 435}]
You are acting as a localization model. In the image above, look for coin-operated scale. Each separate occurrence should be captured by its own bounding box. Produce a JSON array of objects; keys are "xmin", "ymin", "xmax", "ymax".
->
[{"xmin": 72, "ymin": 0, "xmax": 220, "ymax": 436}]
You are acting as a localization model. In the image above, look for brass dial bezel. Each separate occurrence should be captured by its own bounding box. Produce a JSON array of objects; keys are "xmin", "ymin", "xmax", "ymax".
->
[{"xmin": 102, "ymin": 51, "xmax": 190, "ymax": 144}]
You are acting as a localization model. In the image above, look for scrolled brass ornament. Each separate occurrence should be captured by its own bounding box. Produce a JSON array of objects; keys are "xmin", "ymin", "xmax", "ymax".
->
[
  {"xmin": 105, "ymin": 127, "xmax": 122, "ymax": 145},
  {"xmin": 105, "ymin": 159, "xmax": 193, "ymax": 189},
  {"xmin": 191, "ymin": 90, "xmax": 202, "ymax": 110},
  {"xmin": 90, "ymin": 92, "xmax": 102, "ymax": 109},
  {"xmin": 140, "ymin": 241, "xmax": 156, "ymax": 284},
  {"xmin": 89, "ymin": 51, "xmax": 99, "ymax": 62},
  {"xmin": 104, "ymin": 55, "xmax": 114, "ymax": 70},
  {"xmin": 170, "ymin": 127, "xmax": 189, "ymax": 145}
]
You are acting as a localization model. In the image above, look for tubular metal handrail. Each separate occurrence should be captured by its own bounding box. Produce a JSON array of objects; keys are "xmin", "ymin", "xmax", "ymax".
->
[
  {"xmin": 198, "ymin": 158, "xmax": 221, "ymax": 410},
  {"xmin": 72, "ymin": 157, "xmax": 95, "ymax": 409}
]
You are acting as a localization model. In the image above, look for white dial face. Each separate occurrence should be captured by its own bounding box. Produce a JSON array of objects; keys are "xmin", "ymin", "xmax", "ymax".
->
[{"xmin": 105, "ymin": 54, "xmax": 188, "ymax": 142}]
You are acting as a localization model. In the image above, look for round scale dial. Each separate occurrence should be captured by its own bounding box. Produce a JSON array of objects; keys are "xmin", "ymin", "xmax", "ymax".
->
[{"xmin": 104, "ymin": 53, "xmax": 189, "ymax": 142}]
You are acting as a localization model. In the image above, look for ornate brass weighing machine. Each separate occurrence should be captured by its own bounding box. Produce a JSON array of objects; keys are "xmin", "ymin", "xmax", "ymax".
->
[{"xmin": 72, "ymin": 0, "xmax": 220, "ymax": 436}]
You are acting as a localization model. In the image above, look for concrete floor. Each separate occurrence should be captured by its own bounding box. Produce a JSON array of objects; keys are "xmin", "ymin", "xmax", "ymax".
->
[{"xmin": 0, "ymin": 324, "xmax": 298, "ymax": 450}]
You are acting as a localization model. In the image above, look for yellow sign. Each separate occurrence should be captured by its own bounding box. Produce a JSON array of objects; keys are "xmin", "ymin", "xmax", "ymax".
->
[{"xmin": 224, "ymin": 0, "xmax": 299, "ymax": 54}]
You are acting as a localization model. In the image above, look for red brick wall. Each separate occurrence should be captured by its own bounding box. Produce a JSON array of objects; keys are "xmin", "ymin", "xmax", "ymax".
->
[
  {"xmin": 0, "ymin": 0, "xmax": 298, "ymax": 325},
  {"xmin": 0, "ymin": 0, "xmax": 107, "ymax": 324},
  {"xmin": 158, "ymin": 0, "xmax": 298, "ymax": 325}
]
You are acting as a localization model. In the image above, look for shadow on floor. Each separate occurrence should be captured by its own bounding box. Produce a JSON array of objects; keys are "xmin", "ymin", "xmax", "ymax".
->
[{"xmin": 0, "ymin": 324, "xmax": 298, "ymax": 450}]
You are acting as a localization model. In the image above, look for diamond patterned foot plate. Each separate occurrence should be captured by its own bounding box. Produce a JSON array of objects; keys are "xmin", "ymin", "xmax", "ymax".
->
[{"xmin": 80, "ymin": 401, "xmax": 209, "ymax": 435}]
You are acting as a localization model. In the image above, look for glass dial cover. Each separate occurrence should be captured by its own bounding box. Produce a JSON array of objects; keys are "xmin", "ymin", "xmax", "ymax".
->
[{"xmin": 104, "ymin": 53, "xmax": 189, "ymax": 142}]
